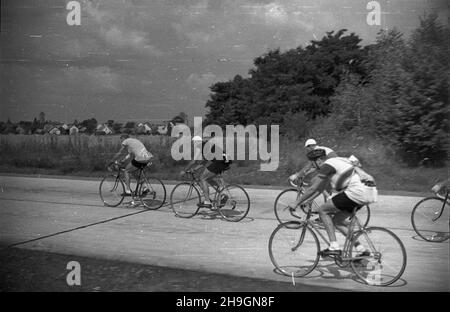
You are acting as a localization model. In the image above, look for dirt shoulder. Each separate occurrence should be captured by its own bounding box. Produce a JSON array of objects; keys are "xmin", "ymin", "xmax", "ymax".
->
[{"xmin": 0, "ymin": 247, "xmax": 347, "ymax": 292}]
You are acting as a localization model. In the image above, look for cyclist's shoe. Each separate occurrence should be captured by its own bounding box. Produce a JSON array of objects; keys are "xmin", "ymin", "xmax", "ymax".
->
[
  {"xmin": 197, "ymin": 202, "xmax": 213, "ymax": 209},
  {"xmin": 121, "ymin": 191, "xmax": 132, "ymax": 197},
  {"xmin": 320, "ymin": 248, "xmax": 342, "ymax": 258}
]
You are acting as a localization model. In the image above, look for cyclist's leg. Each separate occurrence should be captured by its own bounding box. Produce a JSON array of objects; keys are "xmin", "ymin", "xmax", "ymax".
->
[
  {"xmin": 318, "ymin": 201, "xmax": 341, "ymax": 251},
  {"xmin": 333, "ymin": 210, "xmax": 353, "ymax": 237},
  {"xmin": 123, "ymin": 161, "xmax": 135, "ymax": 194},
  {"xmin": 199, "ymin": 167, "xmax": 216, "ymax": 204}
]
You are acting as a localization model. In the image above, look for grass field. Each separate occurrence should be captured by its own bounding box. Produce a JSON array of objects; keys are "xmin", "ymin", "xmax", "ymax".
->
[{"xmin": 0, "ymin": 134, "xmax": 448, "ymax": 192}]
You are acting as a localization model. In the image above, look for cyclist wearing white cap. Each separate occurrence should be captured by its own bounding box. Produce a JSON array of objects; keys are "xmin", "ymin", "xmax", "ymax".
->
[
  {"xmin": 181, "ymin": 135, "xmax": 232, "ymax": 208},
  {"xmin": 289, "ymin": 138, "xmax": 338, "ymax": 185}
]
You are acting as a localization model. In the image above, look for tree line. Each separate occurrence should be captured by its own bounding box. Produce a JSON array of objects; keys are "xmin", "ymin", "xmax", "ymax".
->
[{"xmin": 204, "ymin": 14, "xmax": 448, "ymax": 166}]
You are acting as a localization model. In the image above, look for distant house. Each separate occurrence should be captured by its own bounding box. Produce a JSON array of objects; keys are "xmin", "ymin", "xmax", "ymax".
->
[
  {"xmin": 15, "ymin": 126, "xmax": 26, "ymax": 135},
  {"xmin": 136, "ymin": 123, "xmax": 152, "ymax": 135},
  {"xmin": 96, "ymin": 124, "xmax": 113, "ymax": 135},
  {"xmin": 49, "ymin": 127, "xmax": 61, "ymax": 135},
  {"xmin": 69, "ymin": 125, "xmax": 79, "ymax": 135},
  {"xmin": 156, "ymin": 125, "xmax": 168, "ymax": 135},
  {"xmin": 43, "ymin": 124, "xmax": 54, "ymax": 133}
]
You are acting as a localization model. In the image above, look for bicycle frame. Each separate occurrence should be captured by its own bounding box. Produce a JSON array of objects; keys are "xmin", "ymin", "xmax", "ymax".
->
[
  {"xmin": 110, "ymin": 162, "xmax": 149, "ymax": 197},
  {"xmin": 433, "ymin": 191, "xmax": 449, "ymax": 221},
  {"xmin": 297, "ymin": 207, "xmax": 367, "ymax": 262},
  {"xmin": 184, "ymin": 171, "xmax": 224, "ymax": 202}
]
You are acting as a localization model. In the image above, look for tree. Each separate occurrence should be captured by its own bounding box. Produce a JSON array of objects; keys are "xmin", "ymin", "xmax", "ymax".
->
[
  {"xmin": 330, "ymin": 16, "xmax": 449, "ymax": 166},
  {"xmin": 204, "ymin": 29, "xmax": 367, "ymax": 133},
  {"xmin": 80, "ymin": 118, "xmax": 97, "ymax": 134},
  {"xmin": 39, "ymin": 112, "xmax": 46, "ymax": 125}
]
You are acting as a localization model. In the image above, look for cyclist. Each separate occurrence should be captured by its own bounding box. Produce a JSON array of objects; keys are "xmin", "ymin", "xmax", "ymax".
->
[
  {"xmin": 289, "ymin": 138, "xmax": 338, "ymax": 191},
  {"xmin": 431, "ymin": 178, "xmax": 450, "ymax": 198},
  {"xmin": 111, "ymin": 134, "xmax": 153, "ymax": 196},
  {"xmin": 290, "ymin": 149, "xmax": 377, "ymax": 257},
  {"xmin": 180, "ymin": 135, "xmax": 232, "ymax": 208}
]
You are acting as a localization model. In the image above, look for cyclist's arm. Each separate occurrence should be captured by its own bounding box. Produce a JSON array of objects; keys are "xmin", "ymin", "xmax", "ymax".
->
[
  {"xmin": 354, "ymin": 167, "xmax": 375, "ymax": 183},
  {"xmin": 183, "ymin": 147, "xmax": 205, "ymax": 172},
  {"xmin": 112, "ymin": 145, "xmax": 127, "ymax": 163},
  {"xmin": 294, "ymin": 164, "xmax": 335, "ymax": 206},
  {"xmin": 291, "ymin": 161, "xmax": 314, "ymax": 180}
]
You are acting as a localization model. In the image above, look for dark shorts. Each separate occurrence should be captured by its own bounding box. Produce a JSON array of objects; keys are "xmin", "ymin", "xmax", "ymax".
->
[
  {"xmin": 331, "ymin": 192, "xmax": 363, "ymax": 213},
  {"xmin": 207, "ymin": 161, "xmax": 230, "ymax": 175},
  {"xmin": 131, "ymin": 159, "xmax": 149, "ymax": 169}
]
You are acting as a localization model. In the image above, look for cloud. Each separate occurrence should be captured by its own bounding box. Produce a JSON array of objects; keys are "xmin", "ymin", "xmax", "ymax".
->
[
  {"xmin": 85, "ymin": 0, "xmax": 164, "ymax": 57},
  {"xmin": 186, "ymin": 72, "xmax": 218, "ymax": 93},
  {"xmin": 65, "ymin": 66, "xmax": 121, "ymax": 92}
]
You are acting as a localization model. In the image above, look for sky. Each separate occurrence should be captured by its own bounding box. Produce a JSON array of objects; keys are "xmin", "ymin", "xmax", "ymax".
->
[{"xmin": 1, "ymin": 0, "xmax": 448, "ymax": 124}]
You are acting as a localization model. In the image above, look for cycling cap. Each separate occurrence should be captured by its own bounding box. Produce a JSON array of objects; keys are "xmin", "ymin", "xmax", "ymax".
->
[
  {"xmin": 307, "ymin": 148, "xmax": 326, "ymax": 160},
  {"xmin": 305, "ymin": 139, "xmax": 317, "ymax": 147},
  {"xmin": 192, "ymin": 135, "xmax": 203, "ymax": 142}
]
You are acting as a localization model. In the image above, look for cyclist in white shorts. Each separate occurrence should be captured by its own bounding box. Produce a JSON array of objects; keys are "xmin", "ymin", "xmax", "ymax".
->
[{"xmin": 111, "ymin": 134, "xmax": 153, "ymax": 196}]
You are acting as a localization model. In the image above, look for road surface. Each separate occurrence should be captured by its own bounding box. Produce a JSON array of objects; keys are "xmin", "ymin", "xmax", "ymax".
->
[{"xmin": 0, "ymin": 175, "xmax": 448, "ymax": 292}]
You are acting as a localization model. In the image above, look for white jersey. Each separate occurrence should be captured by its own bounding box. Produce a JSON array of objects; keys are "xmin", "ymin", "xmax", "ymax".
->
[
  {"xmin": 320, "ymin": 157, "xmax": 376, "ymax": 205},
  {"xmin": 122, "ymin": 138, "xmax": 152, "ymax": 162}
]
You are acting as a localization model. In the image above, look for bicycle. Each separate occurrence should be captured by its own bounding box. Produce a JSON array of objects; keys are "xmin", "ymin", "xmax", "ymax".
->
[
  {"xmin": 274, "ymin": 178, "xmax": 371, "ymax": 228},
  {"xmin": 411, "ymin": 190, "xmax": 449, "ymax": 242},
  {"xmin": 99, "ymin": 160, "xmax": 166, "ymax": 209},
  {"xmin": 268, "ymin": 206, "xmax": 407, "ymax": 286},
  {"xmin": 170, "ymin": 170, "xmax": 250, "ymax": 222}
]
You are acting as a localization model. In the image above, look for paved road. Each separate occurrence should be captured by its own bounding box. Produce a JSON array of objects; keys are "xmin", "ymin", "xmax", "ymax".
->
[{"xmin": 0, "ymin": 175, "xmax": 448, "ymax": 292}]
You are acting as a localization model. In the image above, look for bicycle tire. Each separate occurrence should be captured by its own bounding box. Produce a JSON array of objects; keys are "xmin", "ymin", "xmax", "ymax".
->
[
  {"xmin": 350, "ymin": 227, "xmax": 407, "ymax": 286},
  {"xmin": 268, "ymin": 221, "xmax": 320, "ymax": 278},
  {"xmin": 170, "ymin": 182, "xmax": 201, "ymax": 218},
  {"xmin": 216, "ymin": 184, "xmax": 250, "ymax": 222},
  {"xmin": 99, "ymin": 175, "xmax": 125, "ymax": 207},
  {"xmin": 353, "ymin": 205, "xmax": 371, "ymax": 229},
  {"xmin": 138, "ymin": 176, "xmax": 167, "ymax": 210},
  {"xmin": 274, "ymin": 188, "xmax": 314, "ymax": 224},
  {"xmin": 411, "ymin": 197, "xmax": 449, "ymax": 242}
]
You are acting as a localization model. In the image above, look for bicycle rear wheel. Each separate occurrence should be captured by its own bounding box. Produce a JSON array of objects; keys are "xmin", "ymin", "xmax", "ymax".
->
[
  {"xmin": 411, "ymin": 197, "xmax": 449, "ymax": 242},
  {"xmin": 216, "ymin": 184, "xmax": 250, "ymax": 222},
  {"xmin": 268, "ymin": 221, "xmax": 320, "ymax": 277},
  {"xmin": 99, "ymin": 175, "xmax": 125, "ymax": 207},
  {"xmin": 348, "ymin": 205, "xmax": 371, "ymax": 229},
  {"xmin": 350, "ymin": 227, "xmax": 407, "ymax": 286},
  {"xmin": 139, "ymin": 176, "xmax": 167, "ymax": 210},
  {"xmin": 170, "ymin": 182, "xmax": 201, "ymax": 218}
]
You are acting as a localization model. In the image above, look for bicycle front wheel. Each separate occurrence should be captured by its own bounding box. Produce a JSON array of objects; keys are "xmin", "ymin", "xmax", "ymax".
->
[
  {"xmin": 139, "ymin": 176, "xmax": 167, "ymax": 210},
  {"xmin": 170, "ymin": 182, "xmax": 201, "ymax": 218},
  {"xmin": 350, "ymin": 227, "xmax": 407, "ymax": 286},
  {"xmin": 99, "ymin": 175, "xmax": 125, "ymax": 207},
  {"xmin": 411, "ymin": 197, "xmax": 449, "ymax": 242},
  {"xmin": 216, "ymin": 184, "xmax": 250, "ymax": 222},
  {"xmin": 268, "ymin": 221, "xmax": 320, "ymax": 278}
]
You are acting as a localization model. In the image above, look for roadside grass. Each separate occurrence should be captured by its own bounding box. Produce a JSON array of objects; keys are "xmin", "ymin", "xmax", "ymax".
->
[{"xmin": 0, "ymin": 134, "xmax": 448, "ymax": 192}]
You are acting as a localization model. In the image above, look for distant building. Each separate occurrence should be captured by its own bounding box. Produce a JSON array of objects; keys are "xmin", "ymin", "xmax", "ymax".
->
[
  {"xmin": 96, "ymin": 124, "xmax": 113, "ymax": 135},
  {"xmin": 157, "ymin": 125, "xmax": 168, "ymax": 135},
  {"xmin": 136, "ymin": 123, "xmax": 152, "ymax": 135},
  {"xmin": 49, "ymin": 127, "xmax": 61, "ymax": 135},
  {"xmin": 69, "ymin": 125, "xmax": 79, "ymax": 135}
]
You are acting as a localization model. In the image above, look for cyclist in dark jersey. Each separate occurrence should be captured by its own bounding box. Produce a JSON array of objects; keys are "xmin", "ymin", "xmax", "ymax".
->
[{"xmin": 181, "ymin": 136, "xmax": 232, "ymax": 208}]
